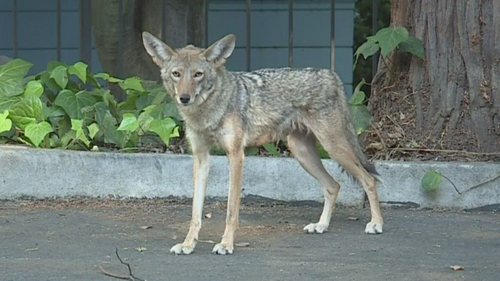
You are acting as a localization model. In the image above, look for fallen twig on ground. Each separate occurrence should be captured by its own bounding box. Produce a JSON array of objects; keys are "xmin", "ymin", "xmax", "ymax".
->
[{"xmin": 98, "ymin": 248, "xmax": 145, "ymax": 281}]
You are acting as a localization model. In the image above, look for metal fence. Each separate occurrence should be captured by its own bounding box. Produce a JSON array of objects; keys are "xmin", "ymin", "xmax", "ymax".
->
[{"xmin": 8, "ymin": 0, "xmax": 380, "ymax": 77}]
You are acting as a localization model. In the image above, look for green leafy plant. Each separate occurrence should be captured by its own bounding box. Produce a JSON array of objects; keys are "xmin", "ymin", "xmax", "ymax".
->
[
  {"xmin": 355, "ymin": 26, "xmax": 425, "ymax": 67},
  {"xmin": 350, "ymin": 26, "xmax": 425, "ymax": 136},
  {"xmin": 0, "ymin": 59, "xmax": 181, "ymax": 151}
]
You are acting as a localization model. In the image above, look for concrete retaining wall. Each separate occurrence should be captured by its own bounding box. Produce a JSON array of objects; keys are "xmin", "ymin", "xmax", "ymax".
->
[{"xmin": 1, "ymin": 146, "xmax": 499, "ymax": 209}]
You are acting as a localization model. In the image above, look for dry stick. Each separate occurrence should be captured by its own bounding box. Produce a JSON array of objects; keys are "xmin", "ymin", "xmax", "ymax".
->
[
  {"xmin": 394, "ymin": 147, "xmax": 500, "ymax": 156},
  {"xmin": 371, "ymin": 124, "xmax": 388, "ymax": 160},
  {"xmin": 440, "ymin": 174, "xmax": 462, "ymax": 195},
  {"xmin": 98, "ymin": 248, "xmax": 145, "ymax": 281},
  {"xmin": 461, "ymin": 173, "xmax": 500, "ymax": 194}
]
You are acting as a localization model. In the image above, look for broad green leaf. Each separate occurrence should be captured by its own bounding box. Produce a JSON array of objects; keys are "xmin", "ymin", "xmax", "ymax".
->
[
  {"xmin": 68, "ymin": 62, "xmax": 88, "ymax": 84},
  {"xmin": 54, "ymin": 90, "xmax": 97, "ymax": 119},
  {"xmin": 263, "ymin": 143, "xmax": 281, "ymax": 157},
  {"xmin": 9, "ymin": 95, "xmax": 44, "ymax": 130},
  {"xmin": 87, "ymin": 123, "xmax": 99, "ymax": 139},
  {"xmin": 95, "ymin": 72, "xmax": 122, "ymax": 83},
  {"xmin": 350, "ymin": 104, "xmax": 372, "ymax": 135},
  {"xmin": 42, "ymin": 105, "xmax": 65, "ymax": 119},
  {"xmin": 398, "ymin": 37, "xmax": 425, "ymax": 59},
  {"xmin": 0, "ymin": 78, "xmax": 24, "ymax": 97},
  {"xmin": 149, "ymin": 118, "xmax": 176, "ymax": 146},
  {"xmin": 94, "ymin": 104, "xmax": 128, "ymax": 147},
  {"xmin": 316, "ymin": 143, "xmax": 330, "ymax": 159},
  {"xmin": 101, "ymin": 90, "xmax": 116, "ymax": 107},
  {"xmin": 137, "ymin": 110, "xmax": 154, "ymax": 135},
  {"xmin": 71, "ymin": 119, "xmax": 90, "ymax": 146},
  {"xmin": 171, "ymin": 126, "xmax": 180, "ymax": 137},
  {"xmin": 245, "ymin": 147, "xmax": 259, "ymax": 156},
  {"xmin": 25, "ymin": 121, "xmax": 53, "ymax": 147},
  {"xmin": 117, "ymin": 113, "xmax": 139, "ymax": 132},
  {"xmin": 0, "ymin": 110, "xmax": 12, "ymax": 133},
  {"xmin": 47, "ymin": 61, "xmax": 68, "ymax": 72},
  {"xmin": 0, "ymin": 95, "xmax": 22, "ymax": 112},
  {"xmin": 119, "ymin": 77, "xmax": 144, "ymax": 92},
  {"xmin": 50, "ymin": 65, "xmax": 69, "ymax": 89},
  {"xmin": 373, "ymin": 26, "xmax": 409, "ymax": 57},
  {"xmin": 349, "ymin": 79, "xmax": 367, "ymax": 105},
  {"xmin": 94, "ymin": 73, "xmax": 110, "ymax": 80},
  {"xmin": 421, "ymin": 170, "xmax": 442, "ymax": 191},
  {"xmin": 0, "ymin": 58, "xmax": 32, "ymax": 80},
  {"xmin": 24, "ymin": 80, "xmax": 44, "ymax": 97},
  {"xmin": 38, "ymin": 71, "xmax": 61, "ymax": 91},
  {"xmin": 354, "ymin": 40, "xmax": 380, "ymax": 68}
]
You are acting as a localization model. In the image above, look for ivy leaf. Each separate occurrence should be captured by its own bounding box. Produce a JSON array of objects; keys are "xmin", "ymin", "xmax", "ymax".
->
[
  {"xmin": 71, "ymin": 119, "xmax": 90, "ymax": 146},
  {"xmin": 54, "ymin": 90, "xmax": 97, "ymax": 119},
  {"xmin": 68, "ymin": 62, "xmax": 88, "ymax": 84},
  {"xmin": 9, "ymin": 95, "xmax": 44, "ymax": 130},
  {"xmin": 263, "ymin": 143, "xmax": 281, "ymax": 157},
  {"xmin": 421, "ymin": 171, "xmax": 442, "ymax": 191},
  {"xmin": 0, "ymin": 58, "xmax": 32, "ymax": 80},
  {"xmin": 398, "ymin": 37, "xmax": 425, "ymax": 59},
  {"xmin": 350, "ymin": 104, "xmax": 372, "ymax": 135},
  {"xmin": 87, "ymin": 123, "xmax": 100, "ymax": 139},
  {"xmin": 0, "ymin": 110, "xmax": 13, "ymax": 134},
  {"xmin": 24, "ymin": 80, "xmax": 44, "ymax": 97},
  {"xmin": 354, "ymin": 40, "xmax": 380, "ymax": 68},
  {"xmin": 25, "ymin": 121, "xmax": 53, "ymax": 147},
  {"xmin": 349, "ymin": 79, "xmax": 367, "ymax": 105},
  {"xmin": 119, "ymin": 77, "xmax": 144, "ymax": 92},
  {"xmin": 0, "ymin": 95, "xmax": 22, "ymax": 112},
  {"xmin": 373, "ymin": 26, "xmax": 409, "ymax": 57},
  {"xmin": 0, "ymin": 78, "xmax": 24, "ymax": 97},
  {"xmin": 137, "ymin": 110, "xmax": 154, "ymax": 135},
  {"xmin": 50, "ymin": 65, "xmax": 69, "ymax": 89},
  {"xmin": 245, "ymin": 147, "xmax": 259, "ymax": 156},
  {"xmin": 149, "ymin": 118, "xmax": 176, "ymax": 146},
  {"xmin": 117, "ymin": 113, "xmax": 139, "ymax": 132}
]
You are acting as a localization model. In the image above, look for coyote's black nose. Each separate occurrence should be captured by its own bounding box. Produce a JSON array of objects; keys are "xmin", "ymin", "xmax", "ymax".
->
[{"xmin": 179, "ymin": 94, "xmax": 191, "ymax": 104}]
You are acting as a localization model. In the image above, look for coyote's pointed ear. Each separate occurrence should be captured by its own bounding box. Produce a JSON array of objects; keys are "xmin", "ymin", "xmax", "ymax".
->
[
  {"xmin": 202, "ymin": 34, "xmax": 236, "ymax": 67},
  {"xmin": 142, "ymin": 31, "xmax": 177, "ymax": 66}
]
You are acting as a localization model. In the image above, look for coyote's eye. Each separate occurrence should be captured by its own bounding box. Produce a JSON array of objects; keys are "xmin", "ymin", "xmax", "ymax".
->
[
  {"xmin": 172, "ymin": 71, "xmax": 181, "ymax": 78},
  {"xmin": 194, "ymin": 71, "xmax": 203, "ymax": 78}
]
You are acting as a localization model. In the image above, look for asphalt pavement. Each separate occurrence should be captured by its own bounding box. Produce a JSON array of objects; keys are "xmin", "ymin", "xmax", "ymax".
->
[{"xmin": 1, "ymin": 198, "xmax": 499, "ymax": 281}]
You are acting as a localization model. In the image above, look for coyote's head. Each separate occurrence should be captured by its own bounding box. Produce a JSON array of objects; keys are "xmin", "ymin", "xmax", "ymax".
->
[{"xmin": 142, "ymin": 32, "xmax": 236, "ymax": 107}]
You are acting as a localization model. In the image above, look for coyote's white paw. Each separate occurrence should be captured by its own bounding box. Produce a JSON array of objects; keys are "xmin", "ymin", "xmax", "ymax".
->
[
  {"xmin": 212, "ymin": 243, "xmax": 234, "ymax": 255},
  {"xmin": 303, "ymin": 223, "xmax": 329, "ymax": 234},
  {"xmin": 364, "ymin": 221, "xmax": 383, "ymax": 234},
  {"xmin": 170, "ymin": 242, "xmax": 196, "ymax": 255}
]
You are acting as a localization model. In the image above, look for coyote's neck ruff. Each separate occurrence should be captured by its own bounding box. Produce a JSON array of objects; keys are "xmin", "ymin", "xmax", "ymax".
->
[{"xmin": 143, "ymin": 32, "xmax": 383, "ymax": 256}]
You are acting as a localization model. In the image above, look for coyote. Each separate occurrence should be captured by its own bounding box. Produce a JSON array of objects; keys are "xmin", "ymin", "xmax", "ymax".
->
[{"xmin": 142, "ymin": 32, "xmax": 383, "ymax": 255}]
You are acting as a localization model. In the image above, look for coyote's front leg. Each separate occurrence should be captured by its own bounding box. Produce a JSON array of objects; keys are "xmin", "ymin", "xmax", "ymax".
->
[
  {"xmin": 213, "ymin": 147, "xmax": 244, "ymax": 255},
  {"xmin": 170, "ymin": 137, "xmax": 210, "ymax": 255}
]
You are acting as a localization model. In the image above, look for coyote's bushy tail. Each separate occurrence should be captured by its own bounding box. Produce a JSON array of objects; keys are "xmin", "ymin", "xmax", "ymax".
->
[{"xmin": 344, "ymin": 111, "xmax": 381, "ymax": 181}]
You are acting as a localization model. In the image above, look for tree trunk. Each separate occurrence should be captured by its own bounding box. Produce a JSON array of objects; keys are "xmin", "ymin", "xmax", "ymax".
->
[
  {"xmin": 90, "ymin": 0, "xmax": 205, "ymax": 81},
  {"xmin": 370, "ymin": 0, "xmax": 500, "ymax": 158}
]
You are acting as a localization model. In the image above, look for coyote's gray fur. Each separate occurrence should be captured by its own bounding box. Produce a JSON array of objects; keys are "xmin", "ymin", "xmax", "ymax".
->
[{"xmin": 142, "ymin": 32, "xmax": 384, "ymax": 255}]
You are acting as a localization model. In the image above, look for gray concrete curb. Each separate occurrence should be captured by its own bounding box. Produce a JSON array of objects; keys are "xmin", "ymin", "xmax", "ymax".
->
[{"xmin": 1, "ymin": 146, "xmax": 499, "ymax": 209}]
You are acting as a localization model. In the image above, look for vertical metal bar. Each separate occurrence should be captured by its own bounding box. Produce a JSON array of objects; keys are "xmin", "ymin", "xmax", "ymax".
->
[
  {"xmin": 79, "ymin": 0, "xmax": 92, "ymax": 69},
  {"xmin": 246, "ymin": 0, "xmax": 251, "ymax": 71},
  {"xmin": 118, "ymin": 0, "xmax": 124, "ymax": 78},
  {"xmin": 161, "ymin": 0, "xmax": 166, "ymax": 41},
  {"xmin": 372, "ymin": 0, "xmax": 379, "ymax": 76},
  {"xmin": 330, "ymin": 0, "xmax": 335, "ymax": 70},
  {"xmin": 56, "ymin": 0, "xmax": 62, "ymax": 61},
  {"xmin": 288, "ymin": 0, "xmax": 293, "ymax": 67},
  {"xmin": 204, "ymin": 0, "xmax": 209, "ymax": 47},
  {"xmin": 12, "ymin": 0, "xmax": 18, "ymax": 58}
]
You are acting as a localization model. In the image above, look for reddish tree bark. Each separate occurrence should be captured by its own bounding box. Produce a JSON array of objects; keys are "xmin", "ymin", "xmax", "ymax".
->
[{"xmin": 370, "ymin": 0, "xmax": 500, "ymax": 158}]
